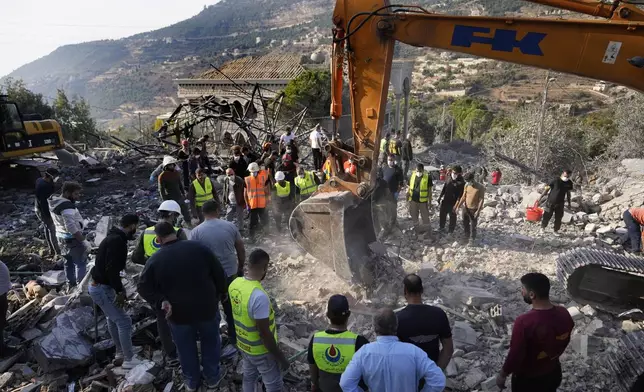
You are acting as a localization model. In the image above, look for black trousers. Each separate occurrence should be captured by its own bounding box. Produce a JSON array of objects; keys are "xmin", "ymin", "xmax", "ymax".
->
[
  {"xmin": 542, "ymin": 203, "xmax": 565, "ymax": 231},
  {"xmin": 0, "ymin": 293, "xmax": 7, "ymax": 358},
  {"xmin": 312, "ymin": 148, "xmax": 323, "ymax": 170},
  {"xmin": 221, "ymin": 274, "xmax": 237, "ymax": 346},
  {"xmin": 249, "ymin": 208, "xmax": 269, "ymax": 235},
  {"xmin": 463, "ymin": 208, "xmax": 478, "ymax": 240},
  {"xmin": 155, "ymin": 308, "xmax": 177, "ymax": 360},
  {"xmin": 512, "ymin": 363, "xmax": 562, "ymax": 392},
  {"xmin": 624, "ymin": 210, "xmax": 642, "ymax": 252},
  {"xmin": 439, "ymin": 201, "xmax": 457, "ymax": 232}
]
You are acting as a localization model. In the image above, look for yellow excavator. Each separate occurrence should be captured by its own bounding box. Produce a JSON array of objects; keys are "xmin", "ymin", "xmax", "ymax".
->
[{"xmin": 0, "ymin": 95, "xmax": 65, "ymax": 185}]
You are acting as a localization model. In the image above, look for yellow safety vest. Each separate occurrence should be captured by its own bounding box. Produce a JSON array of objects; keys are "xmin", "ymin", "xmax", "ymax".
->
[
  {"xmin": 312, "ymin": 330, "xmax": 357, "ymax": 374},
  {"xmin": 379, "ymin": 138, "xmax": 387, "ymax": 152},
  {"xmin": 389, "ymin": 139, "xmax": 399, "ymax": 155},
  {"xmin": 142, "ymin": 226, "xmax": 180, "ymax": 257},
  {"xmin": 275, "ymin": 181, "xmax": 290, "ymax": 198},
  {"xmin": 408, "ymin": 173, "xmax": 431, "ymax": 202},
  {"xmin": 228, "ymin": 277, "xmax": 277, "ymax": 355},
  {"xmin": 295, "ymin": 171, "xmax": 317, "ymax": 196},
  {"xmin": 193, "ymin": 177, "xmax": 213, "ymax": 207}
]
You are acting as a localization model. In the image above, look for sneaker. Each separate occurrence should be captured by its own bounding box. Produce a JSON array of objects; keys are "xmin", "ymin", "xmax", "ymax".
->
[
  {"xmin": 166, "ymin": 357, "xmax": 181, "ymax": 368},
  {"xmin": 122, "ymin": 356, "xmax": 146, "ymax": 369},
  {"xmin": 115, "ymin": 346, "xmax": 143, "ymax": 360},
  {"xmin": 204, "ymin": 367, "xmax": 228, "ymax": 390},
  {"xmin": 183, "ymin": 384, "xmax": 197, "ymax": 392},
  {"xmin": 553, "ymin": 231, "xmax": 561, "ymax": 237},
  {"xmin": 220, "ymin": 344, "xmax": 237, "ymax": 359}
]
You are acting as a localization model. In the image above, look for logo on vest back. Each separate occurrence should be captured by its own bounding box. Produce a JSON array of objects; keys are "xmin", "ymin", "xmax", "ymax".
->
[
  {"xmin": 151, "ymin": 237, "xmax": 161, "ymax": 250},
  {"xmin": 230, "ymin": 288, "xmax": 242, "ymax": 316},
  {"xmin": 325, "ymin": 345, "xmax": 342, "ymax": 363}
]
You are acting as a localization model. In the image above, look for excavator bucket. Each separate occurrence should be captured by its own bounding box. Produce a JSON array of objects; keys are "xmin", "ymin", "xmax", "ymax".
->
[{"xmin": 289, "ymin": 184, "xmax": 396, "ymax": 283}]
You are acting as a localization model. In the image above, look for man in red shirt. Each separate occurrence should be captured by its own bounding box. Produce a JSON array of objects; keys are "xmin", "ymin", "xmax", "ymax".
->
[
  {"xmin": 491, "ymin": 168, "xmax": 502, "ymax": 185},
  {"xmin": 496, "ymin": 273, "xmax": 574, "ymax": 391},
  {"xmin": 623, "ymin": 207, "xmax": 644, "ymax": 254}
]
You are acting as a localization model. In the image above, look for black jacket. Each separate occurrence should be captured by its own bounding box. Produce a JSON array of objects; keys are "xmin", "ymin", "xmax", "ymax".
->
[
  {"xmin": 401, "ymin": 140, "xmax": 413, "ymax": 161},
  {"xmin": 228, "ymin": 158, "xmax": 249, "ymax": 178},
  {"xmin": 138, "ymin": 240, "xmax": 227, "ymax": 325},
  {"xmin": 91, "ymin": 227, "xmax": 128, "ymax": 293},
  {"xmin": 34, "ymin": 178, "xmax": 55, "ymax": 221},
  {"xmin": 440, "ymin": 175, "xmax": 465, "ymax": 205}
]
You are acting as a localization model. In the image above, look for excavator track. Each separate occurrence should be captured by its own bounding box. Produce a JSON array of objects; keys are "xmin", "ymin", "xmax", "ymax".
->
[
  {"xmin": 605, "ymin": 331, "xmax": 644, "ymax": 392},
  {"xmin": 556, "ymin": 248, "xmax": 644, "ymax": 314}
]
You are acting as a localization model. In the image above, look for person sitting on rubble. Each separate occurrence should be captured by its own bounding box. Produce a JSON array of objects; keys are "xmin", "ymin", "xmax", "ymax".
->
[
  {"xmin": 158, "ymin": 155, "xmax": 192, "ymax": 223},
  {"xmin": 49, "ymin": 181, "xmax": 92, "ymax": 288},
  {"xmin": 138, "ymin": 222, "xmax": 228, "ymax": 391},
  {"xmin": 89, "ymin": 214, "xmax": 145, "ymax": 369},
  {"xmin": 496, "ymin": 273, "xmax": 574, "ymax": 392},
  {"xmin": 308, "ymin": 294, "xmax": 369, "ymax": 392}
]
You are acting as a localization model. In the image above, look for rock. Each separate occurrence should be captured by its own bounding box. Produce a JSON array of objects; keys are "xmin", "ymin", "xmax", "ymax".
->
[
  {"xmin": 441, "ymin": 285, "xmax": 500, "ymax": 307},
  {"xmin": 523, "ymin": 191, "xmax": 542, "ymax": 208},
  {"xmin": 93, "ymin": 216, "xmax": 113, "ymax": 247},
  {"xmin": 567, "ymin": 306, "xmax": 583, "ymax": 320},
  {"xmin": 480, "ymin": 207, "xmax": 497, "ymax": 220},
  {"xmin": 561, "ymin": 211, "xmax": 573, "ymax": 224},
  {"xmin": 464, "ymin": 368, "xmax": 487, "ymax": 389},
  {"xmin": 622, "ymin": 320, "xmax": 642, "ymax": 333},
  {"xmin": 445, "ymin": 359, "xmax": 459, "ymax": 377},
  {"xmin": 481, "ymin": 376, "xmax": 501, "ymax": 391},
  {"xmin": 592, "ymin": 193, "xmax": 611, "ymax": 204},
  {"xmin": 501, "ymin": 193, "xmax": 513, "ymax": 203},
  {"xmin": 511, "ymin": 233, "xmax": 534, "ymax": 244},
  {"xmin": 575, "ymin": 212, "xmax": 588, "ymax": 223},
  {"xmin": 587, "ymin": 213, "xmax": 601, "ymax": 223},
  {"xmin": 452, "ymin": 349, "xmax": 464, "ymax": 357},
  {"xmin": 511, "ymin": 192, "xmax": 522, "ymax": 204},
  {"xmin": 484, "ymin": 199, "xmax": 498, "ymax": 208},
  {"xmin": 611, "ymin": 189, "xmax": 623, "ymax": 198},
  {"xmin": 570, "ymin": 334, "xmax": 603, "ymax": 357},
  {"xmin": 452, "ymin": 321, "xmax": 477, "ymax": 346},
  {"xmin": 585, "ymin": 223, "xmax": 598, "ymax": 233},
  {"xmin": 0, "ymin": 372, "xmax": 14, "ymax": 390},
  {"xmin": 20, "ymin": 328, "xmax": 43, "ymax": 342},
  {"xmin": 586, "ymin": 319, "xmax": 608, "ymax": 336},
  {"xmin": 580, "ymin": 304, "xmax": 596, "ymax": 317},
  {"xmin": 38, "ymin": 270, "xmax": 67, "ymax": 286},
  {"xmin": 596, "ymin": 225, "xmax": 613, "ymax": 234},
  {"xmin": 507, "ymin": 209, "xmax": 523, "ymax": 219}
]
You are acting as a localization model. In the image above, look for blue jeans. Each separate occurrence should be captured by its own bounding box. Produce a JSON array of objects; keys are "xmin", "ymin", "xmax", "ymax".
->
[
  {"xmin": 88, "ymin": 283, "xmax": 134, "ymax": 360},
  {"xmin": 624, "ymin": 210, "xmax": 641, "ymax": 252},
  {"xmin": 59, "ymin": 238, "xmax": 87, "ymax": 286},
  {"xmin": 169, "ymin": 314, "xmax": 222, "ymax": 389}
]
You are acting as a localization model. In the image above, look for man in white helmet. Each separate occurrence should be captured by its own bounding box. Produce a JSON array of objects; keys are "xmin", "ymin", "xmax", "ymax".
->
[
  {"xmin": 131, "ymin": 199, "xmax": 187, "ymax": 367},
  {"xmin": 273, "ymin": 171, "xmax": 293, "ymax": 231},
  {"xmin": 158, "ymin": 156, "xmax": 192, "ymax": 223},
  {"xmin": 244, "ymin": 162, "xmax": 270, "ymax": 237}
]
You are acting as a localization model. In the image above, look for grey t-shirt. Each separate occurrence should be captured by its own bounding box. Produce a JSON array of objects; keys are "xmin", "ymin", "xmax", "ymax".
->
[{"xmin": 189, "ymin": 219, "xmax": 241, "ymax": 277}]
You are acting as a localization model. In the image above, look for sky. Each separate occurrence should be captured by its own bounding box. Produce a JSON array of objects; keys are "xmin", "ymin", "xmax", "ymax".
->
[{"xmin": 0, "ymin": 0, "xmax": 217, "ymax": 77}]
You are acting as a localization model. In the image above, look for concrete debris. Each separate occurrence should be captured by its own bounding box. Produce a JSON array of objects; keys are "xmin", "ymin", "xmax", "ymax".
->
[
  {"xmin": 464, "ymin": 367, "xmax": 487, "ymax": 388},
  {"xmin": 584, "ymin": 223, "xmax": 598, "ymax": 233},
  {"xmin": 441, "ymin": 285, "xmax": 500, "ymax": 307},
  {"xmin": 622, "ymin": 320, "xmax": 643, "ymax": 333},
  {"xmin": 570, "ymin": 334, "xmax": 603, "ymax": 357},
  {"xmin": 481, "ymin": 376, "xmax": 501, "ymax": 391},
  {"xmin": 452, "ymin": 321, "xmax": 477, "ymax": 346},
  {"xmin": 38, "ymin": 271, "xmax": 67, "ymax": 286},
  {"xmin": 567, "ymin": 307, "xmax": 583, "ymax": 321},
  {"xmin": 580, "ymin": 305, "xmax": 597, "ymax": 317},
  {"xmin": 0, "ymin": 372, "xmax": 15, "ymax": 390}
]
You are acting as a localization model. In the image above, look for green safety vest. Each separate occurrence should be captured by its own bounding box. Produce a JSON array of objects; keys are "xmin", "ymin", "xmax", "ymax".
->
[
  {"xmin": 408, "ymin": 173, "xmax": 431, "ymax": 202},
  {"xmin": 228, "ymin": 277, "xmax": 277, "ymax": 355},
  {"xmin": 379, "ymin": 138, "xmax": 388, "ymax": 152},
  {"xmin": 275, "ymin": 181, "xmax": 291, "ymax": 198},
  {"xmin": 389, "ymin": 138, "xmax": 399, "ymax": 155},
  {"xmin": 312, "ymin": 330, "xmax": 357, "ymax": 374},
  {"xmin": 193, "ymin": 177, "xmax": 213, "ymax": 207},
  {"xmin": 295, "ymin": 171, "xmax": 317, "ymax": 196},
  {"xmin": 142, "ymin": 225, "xmax": 180, "ymax": 257}
]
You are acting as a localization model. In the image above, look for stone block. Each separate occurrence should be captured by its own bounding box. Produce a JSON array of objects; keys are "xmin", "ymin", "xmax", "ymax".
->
[
  {"xmin": 585, "ymin": 223, "xmax": 598, "ymax": 233},
  {"xmin": 464, "ymin": 368, "xmax": 487, "ymax": 389},
  {"xmin": 587, "ymin": 213, "xmax": 601, "ymax": 223},
  {"xmin": 570, "ymin": 334, "xmax": 603, "ymax": 357},
  {"xmin": 38, "ymin": 270, "xmax": 66, "ymax": 286},
  {"xmin": 511, "ymin": 193, "xmax": 523, "ymax": 204},
  {"xmin": 0, "ymin": 372, "xmax": 14, "ymax": 390},
  {"xmin": 441, "ymin": 285, "xmax": 500, "ymax": 307},
  {"xmin": 611, "ymin": 189, "xmax": 623, "ymax": 198},
  {"xmin": 586, "ymin": 319, "xmax": 607, "ymax": 336},
  {"xmin": 575, "ymin": 212, "xmax": 588, "ymax": 223},
  {"xmin": 484, "ymin": 199, "xmax": 498, "ymax": 207},
  {"xmin": 523, "ymin": 192, "xmax": 542, "ymax": 208},
  {"xmin": 580, "ymin": 305, "xmax": 596, "ymax": 317},
  {"xmin": 507, "ymin": 209, "xmax": 523, "ymax": 219},
  {"xmin": 622, "ymin": 320, "xmax": 642, "ymax": 333},
  {"xmin": 561, "ymin": 211, "xmax": 573, "ymax": 224},
  {"xmin": 567, "ymin": 306, "xmax": 583, "ymax": 321},
  {"xmin": 452, "ymin": 321, "xmax": 477, "ymax": 346},
  {"xmin": 596, "ymin": 226, "xmax": 613, "ymax": 235},
  {"xmin": 445, "ymin": 359, "xmax": 459, "ymax": 377},
  {"xmin": 481, "ymin": 376, "xmax": 501, "ymax": 391},
  {"xmin": 480, "ymin": 206, "xmax": 497, "ymax": 220},
  {"xmin": 94, "ymin": 216, "xmax": 112, "ymax": 247}
]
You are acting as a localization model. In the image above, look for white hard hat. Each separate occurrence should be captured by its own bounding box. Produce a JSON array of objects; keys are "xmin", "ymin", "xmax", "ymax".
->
[
  {"xmin": 158, "ymin": 200, "xmax": 182, "ymax": 215},
  {"xmin": 275, "ymin": 171, "xmax": 285, "ymax": 181},
  {"xmin": 162, "ymin": 155, "xmax": 178, "ymax": 167},
  {"xmin": 248, "ymin": 162, "xmax": 260, "ymax": 172}
]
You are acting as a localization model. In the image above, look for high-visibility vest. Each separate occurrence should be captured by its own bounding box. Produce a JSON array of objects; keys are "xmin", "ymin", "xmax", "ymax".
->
[
  {"xmin": 408, "ymin": 173, "xmax": 431, "ymax": 202},
  {"xmin": 295, "ymin": 171, "xmax": 317, "ymax": 196},
  {"xmin": 193, "ymin": 177, "xmax": 213, "ymax": 207},
  {"xmin": 379, "ymin": 138, "xmax": 387, "ymax": 152},
  {"xmin": 228, "ymin": 277, "xmax": 277, "ymax": 355},
  {"xmin": 275, "ymin": 181, "xmax": 290, "ymax": 198},
  {"xmin": 245, "ymin": 171, "xmax": 268, "ymax": 209},
  {"xmin": 323, "ymin": 159, "xmax": 332, "ymax": 180},
  {"xmin": 312, "ymin": 330, "xmax": 357, "ymax": 374},
  {"xmin": 142, "ymin": 226, "xmax": 180, "ymax": 257},
  {"xmin": 389, "ymin": 139, "xmax": 399, "ymax": 155}
]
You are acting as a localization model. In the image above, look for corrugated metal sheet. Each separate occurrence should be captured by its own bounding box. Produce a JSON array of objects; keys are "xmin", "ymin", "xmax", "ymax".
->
[{"xmin": 199, "ymin": 53, "xmax": 305, "ymax": 80}]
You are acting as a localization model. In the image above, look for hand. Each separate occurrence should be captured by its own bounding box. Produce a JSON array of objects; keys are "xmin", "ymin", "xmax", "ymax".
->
[
  {"xmin": 115, "ymin": 292, "xmax": 127, "ymax": 308},
  {"xmin": 496, "ymin": 373, "xmax": 507, "ymax": 389},
  {"xmin": 161, "ymin": 300, "xmax": 173, "ymax": 319}
]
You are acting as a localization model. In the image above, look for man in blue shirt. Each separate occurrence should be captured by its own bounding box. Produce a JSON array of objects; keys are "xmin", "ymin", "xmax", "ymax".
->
[{"xmin": 339, "ymin": 308, "xmax": 445, "ymax": 392}]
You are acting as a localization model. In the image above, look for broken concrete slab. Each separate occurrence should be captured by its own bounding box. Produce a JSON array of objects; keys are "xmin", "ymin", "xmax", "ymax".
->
[
  {"xmin": 445, "ymin": 359, "xmax": 459, "ymax": 377},
  {"xmin": 441, "ymin": 285, "xmax": 500, "ymax": 307},
  {"xmin": 464, "ymin": 368, "xmax": 487, "ymax": 389},
  {"xmin": 452, "ymin": 321, "xmax": 477, "ymax": 346},
  {"xmin": 94, "ymin": 216, "xmax": 112, "ymax": 247},
  {"xmin": 20, "ymin": 328, "xmax": 43, "ymax": 342},
  {"xmin": 38, "ymin": 270, "xmax": 66, "ymax": 286},
  {"xmin": 570, "ymin": 334, "xmax": 603, "ymax": 357},
  {"xmin": 587, "ymin": 213, "xmax": 601, "ymax": 223},
  {"xmin": 580, "ymin": 305, "xmax": 596, "ymax": 317},
  {"xmin": 561, "ymin": 211, "xmax": 573, "ymax": 224},
  {"xmin": 596, "ymin": 226, "xmax": 613, "ymax": 235},
  {"xmin": 567, "ymin": 306, "xmax": 583, "ymax": 321},
  {"xmin": 481, "ymin": 376, "xmax": 501, "ymax": 391},
  {"xmin": 0, "ymin": 372, "xmax": 14, "ymax": 390},
  {"xmin": 585, "ymin": 223, "xmax": 598, "ymax": 233}
]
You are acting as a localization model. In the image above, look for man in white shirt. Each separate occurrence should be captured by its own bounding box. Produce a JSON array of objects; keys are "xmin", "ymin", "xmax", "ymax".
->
[
  {"xmin": 280, "ymin": 128, "xmax": 295, "ymax": 155},
  {"xmin": 310, "ymin": 124, "xmax": 324, "ymax": 170}
]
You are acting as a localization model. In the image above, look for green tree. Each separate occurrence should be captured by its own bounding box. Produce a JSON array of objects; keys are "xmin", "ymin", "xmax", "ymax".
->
[
  {"xmin": 0, "ymin": 78, "xmax": 54, "ymax": 119},
  {"xmin": 282, "ymin": 70, "xmax": 332, "ymax": 118},
  {"xmin": 53, "ymin": 89, "xmax": 98, "ymax": 144},
  {"xmin": 448, "ymin": 97, "xmax": 493, "ymax": 142}
]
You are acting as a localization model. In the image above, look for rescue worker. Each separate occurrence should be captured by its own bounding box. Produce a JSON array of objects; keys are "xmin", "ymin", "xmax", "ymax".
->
[
  {"xmin": 623, "ymin": 207, "xmax": 644, "ymax": 254},
  {"xmin": 197, "ymin": 135, "xmax": 213, "ymax": 174},
  {"xmin": 401, "ymin": 134, "xmax": 413, "ymax": 179},
  {"xmin": 388, "ymin": 131, "xmax": 402, "ymax": 164},
  {"xmin": 35, "ymin": 168, "xmax": 60, "ymax": 256},
  {"xmin": 343, "ymin": 157, "xmax": 357, "ymax": 176},
  {"xmin": 379, "ymin": 132, "xmax": 390, "ymax": 165},
  {"xmin": 228, "ymin": 249, "xmax": 289, "ymax": 392},
  {"xmin": 178, "ymin": 140, "xmax": 191, "ymax": 189},
  {"xmin": 454, "ymin": 172, "xmax": 486, "ymax": 244},
  {"xmin": 229, "ymin": 145, "xmax": 249, "ymax": 178},
  {"xmin": 308, "ymin": 295, "xmax": 369, "ymax": 392},
  {"xmin": 223, "ymin": 168, "xmax": 246, "ymax": 232},
  {"xmin": 540, "ymin": 169, "xmax": 573, "ymax": 236},
  {"xmin": 295, "ymin": 166, "xmax": 319, "ymax": 202},
  {"xmin": 188, "ymin": 147, "xmax": 202, "ymax": 180},
  {"xmin": 188, "ymin": 168, "xmax": 217, "ymax": 223},
  {"xmin": 273, "ymin": 171, "xmax": 293, "ymax": 231},
  {"xmin": 244, "ymin": 162, "xmax": 270, "ymax": 237},
  {"xmin": 242, "ymin": 146, "xmax": 258, "ymax": 165},
  {"xmin": 158, "ymin": 155, "xmax": 192, "ymax": 223},
  {"xmin": 438, "ymin": 165, "xmax": 465, "ymax": 234},
  {"xmin": 439, "ymin": 165, "xmax": 446, "ymax": 182},
  {"xmin": 408, "ymin": 163, "xmax": 432, "ymax": 229},
  {"xmin": 310, "ymin": 124, "xmax": 324, "ymax": 170},
  {"xmin": 49, "ymin": 181, "xmax": 91, "ymax": 288},
  {"xmin": 277, "ymin": 153, "xmax": 297, "ymax": 197},
  {"xmin": 322, "ymin": 152, "xmax": 339, "ymax": 181}
]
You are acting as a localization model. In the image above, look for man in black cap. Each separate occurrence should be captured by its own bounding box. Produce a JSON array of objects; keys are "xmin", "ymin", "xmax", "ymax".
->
[
  {"xmin": 35, "ymin": 168, "xmax": 60, "ymax": 256},
  {"xmin": 308, "ymin": 295, "xmax": 369, "ymax": 392}
]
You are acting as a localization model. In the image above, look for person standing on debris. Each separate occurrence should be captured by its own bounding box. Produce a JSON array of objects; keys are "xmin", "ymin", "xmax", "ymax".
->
[
  {"xmin": 438, "ymin": 165, "xmax": 465, "ymax": 234},
  {"xmin": 401, "ymin": 134, "xmax": 413, "ymax": 179},
  {"xmin": 623, "ymin": 207, "xmax": 644, "ymax": 254},
  {"xmin": 308, "ymin": 294, "xmax": 369, "ymax": 392},
  {"xmin": 49, "ymin": 181, "xmax": 91, "ymax": 287},
  {"xmin": 408, "ymin": 163, "xmax": 433, "ymax": 229},
  {"xmin": 229, "ymin": 248, "xmax": 289, "ymax": 392},
  {"xmin": 397, "ymin": 274, "xmax": 454, "ymax": 370},
  {"xmin": 263, "ymin": 151, "xmax": 279, "ymax": 182},
  {"xmin": 496, "ymin": 273, "xmax": 574, "ymax": 392},
  {"xmin": 454, "ymin": 172, "xmax": 485, "ymax": 244},
  {"xmin": 89, "ymin": 214, "xmax": 145, "ymax": 369},
  {"xmin": 197, "ymin": 135, "xmax": 213, "ymax": 174},
  {"xmin": 273, "ymin": 171, "xmax": 294, "ymax": 230},
  {"xmin": 132, "ymin": 200, "xmax": 188, "ymax": 266},
  {"xmin": 229, "ymin": 145, "xmax": 249, "ymax": 178},
  {"xmin": 35, "ymin": 168, "xmax": 61, "ymax": 256},
  {"xmin": 380, "ymin": 154, "xmax": 404, "ymax": 202},
  {"xmin": 190, "ymin": 200, "xmax": 246, "ymax": 352},
  {"xmin": 188, "ymin": 147, "xmax": 203, "ymax": 180},
  {"xmin": 0, "ymin": 260, "xmax": 11, "ymax": 358},
  {"xmin": 178, "ymin": 140, "xmax": 191, "ymax": 189},
  {"xmin": 158, "ymin": 155, "xmax": 192, "ymax": 222},
  {"xmin": 245, "ymin": 162, "xmax": 270, "ymax": 237},
  {"xmin": 280, "ymin": 127, "xmax": 295, "ymax": 155},
  {"xmin": 138, "ymin": 222, "xmax": 228, "ymax": 391},
  {"xmin": 491, "ymin": 168, "xmax": 502, "ymax": 185},
  {"xmin": 295, "ymin": 166, "xmax": 320, "ymax": 202},
  {"xmin": 388, "ymin": 131, "xmax": 403, "ymax": 164},
  {"xmin": 188, "ymin": 168, "xmax": 218, "ymax": 223},
  {"xmin": 340, "ymin": 308, "xmax": 446, "ymax": 392},
  {"xmin": 540, "ymin": 169, "xmax": 573, "ymax": 236},
  {"xmin": 379, "ymin": 132, "xmax": 390, "ymax": 165},
  {"xmin": 278, "ymin": 153, "xmax": 297, "ymax": 197},
  {"xmin": 223, "ymin": 168, "xmax": 246, "ymax": 232},
  {"xmin": 310, "ymin": 124, "xmax": 324, "ymax": 170}
]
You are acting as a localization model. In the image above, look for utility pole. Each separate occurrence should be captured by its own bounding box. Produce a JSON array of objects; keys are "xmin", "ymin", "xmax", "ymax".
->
[
  {"xmin": 440, "ymin": 102, "xmax": 447, "ymax": 126},
  {"xmin": 138, "ymin": 113, "xmax": 143, "ymax": 134},
  {"xmin": 535, "ymin": 71, "xmax": 553, "ymax": 172}
]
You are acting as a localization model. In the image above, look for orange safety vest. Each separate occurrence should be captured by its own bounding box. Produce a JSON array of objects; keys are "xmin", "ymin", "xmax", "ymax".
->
[
  {"xmin": 245, "ymin": 170, "xmax": 269, "ymax": 209},
  {"xmin": 343, "ymin": 160, "xmax": 356, "ymax": 175}
]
